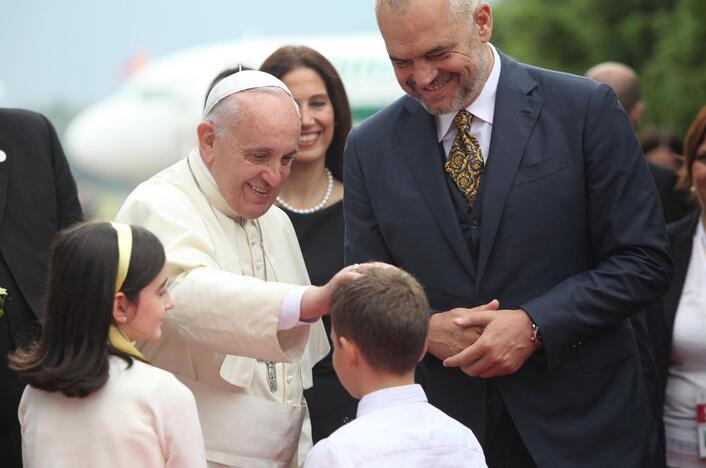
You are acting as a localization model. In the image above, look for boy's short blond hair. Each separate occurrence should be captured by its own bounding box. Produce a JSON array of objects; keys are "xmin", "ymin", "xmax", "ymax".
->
[{"xmin": 331, "ymin": 265, "xmax": 429, "ymax": 374}]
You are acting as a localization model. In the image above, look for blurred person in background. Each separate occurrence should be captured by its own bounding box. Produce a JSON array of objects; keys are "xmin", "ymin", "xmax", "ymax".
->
[
  {"xmin": 648, "ymin": 105, "xmax": 706, "ymax": 468},
  {"xmin": 641, "ymin": 129, "xmax": 694, "ymax": 223},
  {"xmin": 0, "ymin": 108, "xmax": 83, "ymax": 468},
  {"xmin": 585, "ymin": 62, "xmax": 644, "ymax": 128},
  {"xmin": 260, "ymin": 45, "xmax": 358, "ymax": 442},
  {"xmin": 642, "ymin": 129, "xmax": 684, "ymax": 172}
]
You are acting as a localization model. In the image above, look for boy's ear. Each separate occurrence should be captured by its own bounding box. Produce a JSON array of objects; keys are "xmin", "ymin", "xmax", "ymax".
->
[
  {"xmin": 338, "ymin": 336, "xmax": 361, "ymax": 367},
  {"xmin": 418, "ymin": 340, "xmax": 429, "ymax": 362},
  {"xmin": 112, "ymin": 292, "xmax": 131, "ymax": 325}
]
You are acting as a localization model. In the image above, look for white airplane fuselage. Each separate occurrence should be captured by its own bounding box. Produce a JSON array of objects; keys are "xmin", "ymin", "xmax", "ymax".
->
[{"xmin": 65, "ymin": 33, "xmax": 402, "ymax": 184}]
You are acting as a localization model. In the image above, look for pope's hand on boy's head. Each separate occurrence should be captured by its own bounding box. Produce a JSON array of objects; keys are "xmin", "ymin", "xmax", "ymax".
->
[{"xmin": 298, "ymin": 262, "xmax": 401, "ymax": 322}]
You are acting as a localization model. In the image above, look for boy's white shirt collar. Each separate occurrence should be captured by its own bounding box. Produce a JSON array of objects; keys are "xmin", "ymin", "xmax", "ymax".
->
[{"xmin": 356, "ymin": 383, "xmax": 426, "ymax": 418}]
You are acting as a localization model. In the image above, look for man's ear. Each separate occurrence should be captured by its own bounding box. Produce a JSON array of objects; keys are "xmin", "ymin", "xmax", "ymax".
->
[
  {"xmin": 197, "ymin": 121, "xmax": 216, "ymax": 164},
  {"xmin": 629, "ymin": 101, "xmax": 644, "ymax": 130},
  {"xmin": 475, "ymin": 3, "xmax": 493, "ymax": 43},
  {"xmin": 338, "ymin": 336, "xmax": 361, "ymax": 368},
  {"xmin": 112, "ymin": 292, "xmax": 132, "ymax": 325}
]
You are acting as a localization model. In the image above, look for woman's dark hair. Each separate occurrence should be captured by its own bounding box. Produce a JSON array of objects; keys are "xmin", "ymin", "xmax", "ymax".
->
[
  {"xmin": 260, "ymin": 46, "xmax": 352, "ymax": 181},
  {"xmin": 677, "ymin": 105, "xmax": 706, "ymax": 193},
  {"xmin": 9, "ymin": 221, "xmax": 166, "ymax": 398}
]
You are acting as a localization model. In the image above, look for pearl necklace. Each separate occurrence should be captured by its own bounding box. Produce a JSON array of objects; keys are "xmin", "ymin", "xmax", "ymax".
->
[{"xmin": 276, "ymin": 168, "xmax": 334, "ymax": 214}]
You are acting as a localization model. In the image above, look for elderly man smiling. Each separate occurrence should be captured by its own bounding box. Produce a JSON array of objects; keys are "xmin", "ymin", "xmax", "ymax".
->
[{"xmin": 116, "ymin": 70, "xmax": 358, "ymax": 468}]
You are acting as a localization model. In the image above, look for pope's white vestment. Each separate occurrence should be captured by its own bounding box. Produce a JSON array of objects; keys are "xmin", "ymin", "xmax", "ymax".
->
[{"xmin": 115, "ymin": 149, "xmax": 330, "ymax": 467}]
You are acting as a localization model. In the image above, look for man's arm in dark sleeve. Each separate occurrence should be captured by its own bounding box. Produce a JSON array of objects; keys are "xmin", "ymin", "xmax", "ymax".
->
[{"xmin": 522, "ymin": 84, "xmax": 673, "ymax": 369}]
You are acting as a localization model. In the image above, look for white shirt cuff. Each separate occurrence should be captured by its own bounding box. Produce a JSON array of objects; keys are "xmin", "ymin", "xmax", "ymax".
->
[{"xmin": 278, "ymin": 285, "xmax": 312, "ymax": 331}]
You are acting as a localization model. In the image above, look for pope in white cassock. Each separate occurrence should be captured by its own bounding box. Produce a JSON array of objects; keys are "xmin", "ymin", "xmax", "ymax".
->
[{"xmin": 116, "ymin": 71, "xmax": 359, "ymax": 468}]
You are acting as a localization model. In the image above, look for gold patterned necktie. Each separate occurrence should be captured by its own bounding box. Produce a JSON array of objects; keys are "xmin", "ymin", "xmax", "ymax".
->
[{"xmin": 445, "ymin": 110, "xmax": 484, "ymax": 208}]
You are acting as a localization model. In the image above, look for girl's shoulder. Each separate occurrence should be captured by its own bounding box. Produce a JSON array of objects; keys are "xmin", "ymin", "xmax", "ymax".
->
[{"xmin": 110, "ymin": 356, "xmax": 195, "ymax": 406}]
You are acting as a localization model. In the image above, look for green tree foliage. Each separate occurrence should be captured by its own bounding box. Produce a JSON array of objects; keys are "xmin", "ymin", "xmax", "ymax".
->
[
  {"xmin": 641, "ymin": 0, "xmax": 706, "ymax": 135},
  {"xmin": 491, "ymin": 0, "xmax": 703, "ymax": 136}
]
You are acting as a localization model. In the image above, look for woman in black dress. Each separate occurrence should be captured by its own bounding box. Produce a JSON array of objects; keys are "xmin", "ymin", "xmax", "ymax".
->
[{"xmin": 260, "ymin": 46, "xmax": 356, "ymax": 443}]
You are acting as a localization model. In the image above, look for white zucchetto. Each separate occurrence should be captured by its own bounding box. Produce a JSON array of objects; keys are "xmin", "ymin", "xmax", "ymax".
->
[{"xmin": 203, "ymin": 70, "xmax": 294, "ymax": 118}]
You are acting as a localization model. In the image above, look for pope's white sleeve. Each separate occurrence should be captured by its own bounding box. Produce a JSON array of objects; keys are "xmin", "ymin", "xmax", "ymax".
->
[{"xmin": 116, "ymin": 182, "xmax": 310, "ymax": 363}]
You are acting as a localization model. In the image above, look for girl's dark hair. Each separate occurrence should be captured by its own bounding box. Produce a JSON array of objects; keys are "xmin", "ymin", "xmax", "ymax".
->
[
  {"xmin": 260, "ymin": 46, "xmax": 352, "ymax": 181},
  {"xmin": 8, "ymin": 222, "xmax": 166, "ymax": 398}
]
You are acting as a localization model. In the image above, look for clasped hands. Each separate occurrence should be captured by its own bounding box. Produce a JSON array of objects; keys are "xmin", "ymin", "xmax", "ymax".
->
[{"xmin": 428, "ymin": 300, "xmax": 538, "ymax": 378}]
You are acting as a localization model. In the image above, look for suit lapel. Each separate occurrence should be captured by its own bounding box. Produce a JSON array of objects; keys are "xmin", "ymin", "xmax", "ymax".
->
[
  {"xmin": 395, "ymin": 98, "xmax": 476, "ymax": 279},
  {"xmin": 477, "ymin": 54, "xmax": 543, "ymax": 283},
  {"xmin": 0, "ymin": 140, "xmax": 9, "ymax": 225},
  {"xmin": 662, "ymin": 212, "xmax": 699, "ymax": 331}
]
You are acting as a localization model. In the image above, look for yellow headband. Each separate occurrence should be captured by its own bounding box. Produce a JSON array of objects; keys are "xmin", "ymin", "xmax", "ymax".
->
[
  {"xmin": 108, "ymin": 222, "xmax": 147, "ymax": 362},
  {"xmin": 111, "ymin": 222, "xmax": 133, "ymax": 293}
]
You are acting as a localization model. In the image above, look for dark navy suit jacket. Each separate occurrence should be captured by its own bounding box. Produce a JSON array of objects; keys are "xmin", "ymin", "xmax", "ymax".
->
[{"xmin": 344, "ymin": 52, "xmax": 672, "ymax": 467}]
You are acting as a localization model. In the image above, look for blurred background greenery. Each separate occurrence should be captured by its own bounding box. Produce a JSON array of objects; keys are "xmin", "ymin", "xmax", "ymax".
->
[{"xmin": 493, "ymin": 0, "xmax": 706, "ymax": 138}]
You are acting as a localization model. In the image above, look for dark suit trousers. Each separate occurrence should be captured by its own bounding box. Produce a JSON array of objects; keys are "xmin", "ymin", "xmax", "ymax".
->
[
  {"xmin": 486, "ymin": 382, "xmax": 537, "ymax": 468},
  {"xmin": 1, "ymin": 258, "xmax": 40, "ymax": 468},
  {"xmin": 1, "ymin": 317, "xmax": 27, "ymax": 468}
]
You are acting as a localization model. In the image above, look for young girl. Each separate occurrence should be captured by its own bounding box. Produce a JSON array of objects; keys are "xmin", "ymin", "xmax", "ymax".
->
[{"xmin": 9, "ymin": 221, "xmax": 206, "ymax": 468}]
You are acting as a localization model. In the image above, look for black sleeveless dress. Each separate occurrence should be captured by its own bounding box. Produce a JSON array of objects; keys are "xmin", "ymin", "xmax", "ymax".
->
[{"xmin": 282, "ymin": 201, "xmax": 358, "ymax": 442}]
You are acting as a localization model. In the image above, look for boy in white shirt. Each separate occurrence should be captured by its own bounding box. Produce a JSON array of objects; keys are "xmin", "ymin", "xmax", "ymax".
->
[{"xmin": 304, "ymin": 264, "xmax": 486, "ymax": 467}]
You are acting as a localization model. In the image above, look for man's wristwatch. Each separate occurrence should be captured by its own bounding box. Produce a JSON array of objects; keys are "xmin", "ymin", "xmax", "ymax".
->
[{"xmin": 530, "ymin": 322, "xmax": 542, "ymax": 349}]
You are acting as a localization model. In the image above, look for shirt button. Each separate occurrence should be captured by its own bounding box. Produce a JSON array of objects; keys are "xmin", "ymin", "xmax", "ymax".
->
[
  {"xmin": 471, "ymin": 218, "xmax": 480, "ymax": 230},
  {"xmin": 250, "ymin": 239, "xmax": 257, "ymax": 246},
  {"xmin": 256, "ymin": 262, "xmax": 263, "ymax": 270},
  {"xmin": 286, "ymin": 376, "xmax": 293, "ymax": 384}
]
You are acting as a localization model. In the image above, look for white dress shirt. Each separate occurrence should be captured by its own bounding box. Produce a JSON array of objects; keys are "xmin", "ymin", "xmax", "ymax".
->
[
  {"xmin": 19, "ymin": 357, "xmax": 206, "ymax": 468},
  {"xmin": 436, "ymin": 43, "xmax": 501, "ymax": 161},
  {"xmin": 664, "ymin": 220, "xmax": 706, "ymax": 467},
  {"xmin": 304, "ymin": 384, "xmax": 486, "ymax": 467}
]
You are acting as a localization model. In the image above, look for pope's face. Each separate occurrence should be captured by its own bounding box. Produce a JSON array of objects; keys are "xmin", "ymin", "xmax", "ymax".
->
[
  {"xmin": 207, "ymin": 91, "xmax": 300, "ymax": 219},
  {"xmin": 377, "ymin": 0, "xmax": 493, "ymax": 115}
]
